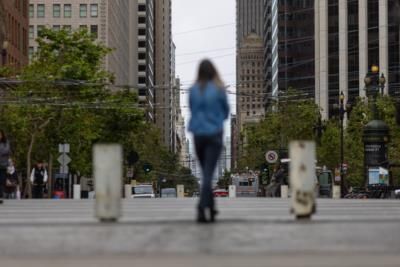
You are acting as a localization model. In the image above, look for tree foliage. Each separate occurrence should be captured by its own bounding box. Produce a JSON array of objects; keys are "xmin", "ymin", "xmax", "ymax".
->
[
  {"xmin": 240, "ymin": 93, "xmax": 400, "ymax": 187},
  {"xmin": 0, "ymin": 28, "xmax": 192, "ymax": 196}
]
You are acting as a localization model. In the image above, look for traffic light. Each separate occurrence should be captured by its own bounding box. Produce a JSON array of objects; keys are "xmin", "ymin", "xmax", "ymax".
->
[
  {"xmin": 143, "ymin": 163, "xmax": 153, "ymax": 174},
  {"xmin": 260, "ymin": 164, "xmax": 270, "ymax": 185}
]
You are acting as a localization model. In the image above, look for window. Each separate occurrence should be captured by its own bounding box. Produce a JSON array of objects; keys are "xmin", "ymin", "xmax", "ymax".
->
[
  {"xmin": 29, "ymin": 26, "xmax": 34, "ymax": 39},
  {"xmin": 80, "ymin": 4, "xmax": 87, "ymax": 17},
  {"xmin": 138, "ymin": 29, "xmax": 146, "ymax": 35},
  {"xmin": 37, "ymin": 4, "xmax": 45, "ymax": 18},
  {"xmin": 138, "ymin": 53, "xmax": 146, "ymax": 60},
  {"xmin": 29, "ymin": 47, "xmax": 34, "ymax": 61},
  {"xmin": 138, "ymin": 41, "xmax": 146, "ymax": 48},
  {"xmin": 90, "ymin": 25, "xmax": 98, "ymax": 38},
  {"xmin": 79, "ymin": 25, "xmax": 88, "ymax": 30},
  {"xmin": 138, "ymin": 77, "xmax": 146, "ymax": 84},
  {"xmin": 53, "ymin": 4, "xmax": 61, "ymax": 18},
  {"xmin": 64, "ymin": 4, "xmax": 72, "ymax": 18},
  {"xmin": 53, "ymin": 25, "xmax": 61, "ymax": 31},
  {"xmin": 63, "ymin": 25, "xmax": 72, "ymax": 32},
  {"xmin": 29, "ymin": 4, "xmax": 34, "ymax": 18},
  {"xmin": 138, "ymin": 5, "xmax": 146, "ymax": 12},
  {"xmin": 90, "ymin": 4, "xmax": 98, "ymax": 17},
  {"xmin": 139, "ymin": 65, "xmax": 146, "ymax": 71},
  {"xmin": 37, "ymin": 25, "xmax": 45, "ymax": 37},
  {"xmin": 138, "ymin": 17, "xmax": 146, "ymax": 24}
]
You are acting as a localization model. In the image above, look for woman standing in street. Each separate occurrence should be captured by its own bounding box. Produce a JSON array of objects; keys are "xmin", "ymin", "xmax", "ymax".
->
[
  {"xmin": 189, "ymin": 59, "xmax": 230, "ymax": 223},
  {"xmin": 0, "ymin": 130, "xmax": 11, "ymax": 204}
]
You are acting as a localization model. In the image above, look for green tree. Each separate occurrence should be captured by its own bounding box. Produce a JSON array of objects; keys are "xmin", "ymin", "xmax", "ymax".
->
[{"xmin": 240, "ymin": 96, "xmax": 320, "ymax": 170}]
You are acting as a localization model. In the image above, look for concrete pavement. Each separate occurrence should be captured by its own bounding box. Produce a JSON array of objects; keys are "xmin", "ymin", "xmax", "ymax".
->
[{"xmin": 0, "ymin": 198, "xmax": 400, "ymax": 266}]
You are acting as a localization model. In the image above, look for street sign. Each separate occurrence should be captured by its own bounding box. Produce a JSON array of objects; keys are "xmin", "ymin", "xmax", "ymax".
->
[
  {"xmin": 266, "ymin": 151, "xmax": 278, "ymax": 164},
  {"xmin": 60, "ymin": 165, "xmax": 69, "ymax": 174},
  {"xmin": 127, "ymin": 168, "xmax": 134, "ymax": 178},
  {"xmin": 58, "ymin": 154, "xmax": 71, "ymax": 165},
  {"xmin": 59, "ymin": 144, "xmax": 70, "ymax": 153}
]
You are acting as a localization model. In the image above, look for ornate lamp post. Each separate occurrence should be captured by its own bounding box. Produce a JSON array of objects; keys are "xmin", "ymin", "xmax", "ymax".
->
[{"xmin": 363, "ymin": 65, "xmax": 390, "ymax": 186}]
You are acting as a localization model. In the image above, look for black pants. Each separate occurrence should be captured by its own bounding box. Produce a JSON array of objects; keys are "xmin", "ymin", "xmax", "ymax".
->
[
  {"xmin": 0, "ymin": 168, "xmax": 6, "ymax": 199},
  {"xmin": 32, "ymin": 184, "xmax": 44, "ymax": 199},
  {"xmin": 194, "ymin": 132, "xmax": 223, "ymax": 209}
]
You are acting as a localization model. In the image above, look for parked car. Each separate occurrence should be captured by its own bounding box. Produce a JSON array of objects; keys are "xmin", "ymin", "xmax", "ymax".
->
[
  {"xmin": 213, "ymin": 189, "xmax": 229, "ymax": 197},
  {"xmin": 132, "ymin": 184, "xmax": 155, "ymax": 198},
  {"xmin": 161, "ymin": 188, "xmax": 177, "ymax": 198}
]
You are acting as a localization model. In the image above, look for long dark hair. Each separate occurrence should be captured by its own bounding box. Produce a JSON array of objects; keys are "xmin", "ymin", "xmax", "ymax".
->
[
  {"xmin": 0, "ymin": 129, "xmax": 7, "ymax": 143},
  {"xmin": 196, "ymin": 59, "xmax": 224, "ymax": 89}
]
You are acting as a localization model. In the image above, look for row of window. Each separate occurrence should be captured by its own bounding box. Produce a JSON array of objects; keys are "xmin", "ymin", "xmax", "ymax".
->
[
  {"xmin": 240, "ymin": 97, "xmax": 263, "ymax": 103},
  {"xmin": 13, "ymin": 0, "xmax": 28, "ymax": 18},
  {"xmin": 244, "ymin": 110, "xmax": 262, "ymax": 117},
  {"xmin": 29, "ymin": 25, "xmax": 99, "ymax": 40},
  {"xmin": 29, "ymin": 4, "xmax": 98, "ymax": 19}
]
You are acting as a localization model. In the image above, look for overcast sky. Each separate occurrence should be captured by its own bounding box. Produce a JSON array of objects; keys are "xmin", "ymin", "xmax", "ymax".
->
[{"xmin": 172, "ymin": 0, "xmax": 237, "ymax": 134}]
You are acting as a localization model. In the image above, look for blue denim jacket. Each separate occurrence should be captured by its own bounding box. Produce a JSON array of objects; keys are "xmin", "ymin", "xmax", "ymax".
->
[{"xmin": 188, "ymin": 82, "xmax": 230, "ymax": 136}]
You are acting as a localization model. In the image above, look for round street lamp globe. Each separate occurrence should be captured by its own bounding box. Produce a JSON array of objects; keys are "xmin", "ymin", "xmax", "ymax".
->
[{"xmin": 371, "ymin": 65, "xmax": 379, "ymax": 74}]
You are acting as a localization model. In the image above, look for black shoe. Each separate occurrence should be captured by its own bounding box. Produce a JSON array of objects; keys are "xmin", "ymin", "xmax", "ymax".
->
[
  {"xmin": 197, "ymin": 206, "xmax": 208, "ymax": 223},
  {"xmin": 0, "ymin": 199, "xmax": 3, "ymax": 204},
  {"xmin": 210, "ymin": 208, "xmax": 218, "ymax": 223}
]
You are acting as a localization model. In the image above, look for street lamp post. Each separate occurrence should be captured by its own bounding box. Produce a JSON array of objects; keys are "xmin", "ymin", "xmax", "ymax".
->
[
  {"xmin": 339, "ymin": 92, "xmax": 346, "ymax": 197},
  {"xmin": 363, "ymin": 65, "xmax": 390, "ymax": 187}
]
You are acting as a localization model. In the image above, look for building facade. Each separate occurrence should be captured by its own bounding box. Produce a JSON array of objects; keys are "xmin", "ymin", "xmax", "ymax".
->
[
  {"xmin": 0, "ymin": 0, "xmax": 29, "ymax": 70},
  {"xmin": 237, "ymin": 33, "xmax": 266, "ymax": 133},
  {"xmin": 315, "ymin": 0, "xmax": 400, "ymax": 119},
  {"xmin": 237, "ymin": 0, "xmax": 265, "ymax": 47},
  {"xmin": 154, "ymin": 0, "xmax": 174, "ymax": 151},
  {"xmin": 264, "ymin": 0, "xmax": 314, "ymax": 101},
  {"xmin": 28, "ymin": 0, "xmax": 156, "ymax": 118},
  {"xmin": 236, "ymin": 0, "xmax": 265, "ymax": 169},
  {"xmin": 263, "ymin": 0, "xmax": 400, "ymax": 120},
  {"xmin": 135, "ymin": 0, "xmax": 155, "ymax": 121}
]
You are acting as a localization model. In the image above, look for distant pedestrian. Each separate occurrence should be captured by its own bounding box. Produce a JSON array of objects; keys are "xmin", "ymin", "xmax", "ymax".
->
[
  {"xmin": 189, "ymin": 59, "xmax": 230, "ymax": 223},
  {"xmin": 4, "ymin": 158, "xmax": 18, "ymax": 199},
  {"xmin": 0, "ymin": 129, "xmax": 11, "ymax": 204},
  {"xmin": 30, "ymin": 161, "xmax": 48, "ymax": 199}
]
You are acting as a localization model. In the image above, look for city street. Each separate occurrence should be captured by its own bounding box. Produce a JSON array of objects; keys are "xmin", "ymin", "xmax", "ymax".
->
[{"xmin": 0, "ymin": 198, "xmax": 400, "ymax": 266}]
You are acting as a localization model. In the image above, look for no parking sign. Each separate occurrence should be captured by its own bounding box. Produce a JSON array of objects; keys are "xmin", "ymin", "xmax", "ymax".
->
[{"xmin": 265, "ymin": 151, "xmax": 279, "ymax": 164}]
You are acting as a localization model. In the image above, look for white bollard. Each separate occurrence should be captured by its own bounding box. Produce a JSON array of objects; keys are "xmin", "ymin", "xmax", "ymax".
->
[
  {"xmin": 93, "ymin": 144, "xmax": 123, "ymax": 222},
  {"xmin": 177, "ymin": 185, "xmax": 185, "ymax": 198},
  {"xmin": 229, "ymin": 185, "xmax": 236, "ymax": 198},
  {"xmin": 124, "ymin": 184, "xmax": 132, "ymax": 199},
  {"xmin": 290, "ymin": 141, "xmax": 317, "ymax": 219},
  {"xmin": 332, "ymin": 185, "xmax": 341, "ymax": 199},
  {"xmin": 281, "ymin": 185, "xmax": 289, "ymax": 199},
  {"xmin": 73, "ymin": 184, "xmax": 81, "ymax": 200}
]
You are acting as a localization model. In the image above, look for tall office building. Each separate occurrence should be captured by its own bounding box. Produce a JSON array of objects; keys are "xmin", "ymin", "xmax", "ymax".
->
[
  {"xmin": 236, "ymin": 0, "xmax": 266, "ymax": 168},
  {"xmin": 237, "ymin": 0, "xmax": 264, "ymax": 46},
  {"xmin": 264, "ymin": 0, "xmax": 314, "ymax": 101},
  {"xmin": 237, "ymin": 34, "xmax": 266, "ymax": 132},
  {"xmin": 0, "ymin": 0, "xmax": 29, "ymax": 70},
  {"xmin": 154, "ymin": 0, "xmax": 174, "ymax": 151},
  {"xmin": 264, "ymin": 0, "xmax": 400, "ymax": 120},
  {"xmin": 315, "ymin": 0, "xmax": 400, "ymax": 119},
  {"xmin": 136, "ymin": 0, "xmax": 155, "ymax": 121},
  {"xmin": 28, "ymin": 0, "xmax": 155, "ymax": 106}
]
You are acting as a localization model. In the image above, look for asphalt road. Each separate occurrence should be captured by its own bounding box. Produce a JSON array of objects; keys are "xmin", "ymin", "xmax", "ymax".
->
[{"xmin": 1, "ymin": 198, "xmax": 400, "ymax": 267}]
